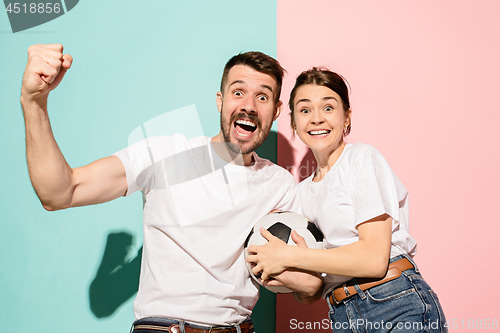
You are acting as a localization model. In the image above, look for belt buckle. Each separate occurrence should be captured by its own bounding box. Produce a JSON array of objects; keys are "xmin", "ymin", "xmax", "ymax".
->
[
  {"xmin": 168, "ymin": 324, "xmax": 181, "ymax": 333},
  {"xmin": 330, "ymin": 283, "xmax": 350, "ymax": 305},
  {"xmin": 343, "ymin": 283, "xmax": 351, "ymax": 297},
  {"xmin": 331, "ymin": 293, "xmax": 340, "ymax": 305},
  {"xmin": 330, "ymin": 291, "xmax": 340, "ymax": 305}
]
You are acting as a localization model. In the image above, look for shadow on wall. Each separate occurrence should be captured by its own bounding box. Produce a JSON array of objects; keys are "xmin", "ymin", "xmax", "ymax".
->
[
  {"xmin": 298, "ymin": 149, "xmax": 316, "ymax": 182},
  {"xmin": 276, "ymin": 131, "xmax": 295, "ymax": 173},
  {"xmin": 89, "ymin": 232, "xmax": 142, "ymax": 318},
  {"xmin": 277, "ymin": 131, "xmax": 331, "ymax": 332},
  {"xmin": 254, "ymin": 130, "xmax": 281, "ymax": 333},
  {"xmin": 277, "ymin": 131, "xmax": 317, "ymax": 182}
]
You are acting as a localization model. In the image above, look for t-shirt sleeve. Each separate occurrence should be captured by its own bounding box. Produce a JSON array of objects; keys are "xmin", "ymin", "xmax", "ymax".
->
[
  {"xmin": 112, "ymin": 138, "xmax": 158, "ymax": 196},
  {"xmin": 350, "ymin": 145, "xmax": 406, "ymax": 227},
  {"xmin": 264, "ymin": 168, "xmax": 299, "ymax": 213},
  {"xmin": 279, "ymin": 177, "xmax": 299, "ymax": 213}
]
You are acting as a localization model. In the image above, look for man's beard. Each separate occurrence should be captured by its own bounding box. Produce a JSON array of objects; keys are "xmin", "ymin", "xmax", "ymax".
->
[{"xmin": 220, "ymin": 105, "xmax": 269, "ymax": 155}]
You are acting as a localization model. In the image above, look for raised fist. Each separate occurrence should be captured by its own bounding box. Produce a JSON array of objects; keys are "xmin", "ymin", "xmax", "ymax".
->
[{"xmin": 21, "ymin": 44, "xmax": 73, "ymax": 101}]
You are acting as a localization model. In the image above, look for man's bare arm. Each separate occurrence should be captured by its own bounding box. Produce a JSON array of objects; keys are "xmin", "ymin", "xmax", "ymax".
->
[{"xmin": 21, "ymin": 44, "xmax": 127, "ymax": 211}]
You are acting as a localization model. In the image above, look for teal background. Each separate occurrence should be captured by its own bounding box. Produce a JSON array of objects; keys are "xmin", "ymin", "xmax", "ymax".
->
[{"xmin": 0, "ymin": 1, "xmax": 278, "ymax": 331}]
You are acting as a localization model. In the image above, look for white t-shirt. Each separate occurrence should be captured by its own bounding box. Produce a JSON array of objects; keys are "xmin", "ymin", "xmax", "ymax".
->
[
  {"xmin": 113, "ymin": 134, "xmax": 296, "ymax": 325},
  {"xmin": 297, "ymin": 143, "xmax": 417, "ymax": 296}
]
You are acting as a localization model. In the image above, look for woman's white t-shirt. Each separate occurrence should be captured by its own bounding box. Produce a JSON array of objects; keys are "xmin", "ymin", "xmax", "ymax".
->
[{"xmin": 297, "ymin": 143, "xmax": 417, "ymax": 296}]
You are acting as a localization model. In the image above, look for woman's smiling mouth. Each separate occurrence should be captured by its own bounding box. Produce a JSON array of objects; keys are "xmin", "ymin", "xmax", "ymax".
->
[{"xmin": 308, "ymin": 129, "xmax": 331, "ymax": 136}]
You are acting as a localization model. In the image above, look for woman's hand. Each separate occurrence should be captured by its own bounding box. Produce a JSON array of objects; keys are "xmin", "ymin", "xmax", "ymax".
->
[
  {"xmin": 247, "ymin": 228, "xmax": 324, "ymax": 303},
  {"xmin": 247, "ymin": 228, "xmax": 305, "ymax": 282}
]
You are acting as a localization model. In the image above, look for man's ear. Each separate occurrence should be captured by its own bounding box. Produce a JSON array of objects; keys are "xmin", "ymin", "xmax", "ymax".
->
[
  {"xmin": 216, "ymin": 91, "xmax": 223, "ymax": 113},
  {"xmin": 273, "ymin": 100, "xmax": 283, "ymax": 121}
]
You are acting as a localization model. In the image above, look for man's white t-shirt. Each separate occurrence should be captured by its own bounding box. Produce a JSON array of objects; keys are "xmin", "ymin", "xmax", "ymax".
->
[
  {"xmin": 297, "ymin": 143, "xmax": 417, "ymax": 297},
  {"xmin": 113, "ymin": 134, "xmax": 296, "ymax": 325}
]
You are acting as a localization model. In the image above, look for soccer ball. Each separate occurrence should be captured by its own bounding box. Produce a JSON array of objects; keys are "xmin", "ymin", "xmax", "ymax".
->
[{"xmin": 244, "ymin": 211, "xmax": 324, "ymax": 293}]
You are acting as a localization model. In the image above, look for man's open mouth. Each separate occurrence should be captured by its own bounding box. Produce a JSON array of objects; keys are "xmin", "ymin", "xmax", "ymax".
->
[{"xmin": 234, "ymin": 119, "xmax": 257, "ymax": 138}]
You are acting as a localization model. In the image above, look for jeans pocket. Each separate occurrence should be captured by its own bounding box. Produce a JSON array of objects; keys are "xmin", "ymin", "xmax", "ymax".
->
[
  {"xmin": 428, "ymin": 289, "xmax": 448, "ymax": 332},
  {"xmin": 365, "ymin": 275, "xmax": 416, "ymax": 303},
  {"xmin": 366, "ymin": 286, "xmax": 415, "ymax": 302},
  {"xmin": 365, "ymin": 283, "xmax": 428, "ymax": 331}
]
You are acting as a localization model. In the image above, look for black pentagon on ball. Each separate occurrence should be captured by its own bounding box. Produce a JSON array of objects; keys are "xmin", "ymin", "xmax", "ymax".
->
[
  {"xmin": 307, "ymin": 221, "xmax": 323, "ymax": 242},
  {"xmin": 267, "ymin": 222, "xmax": 292, "ymax": 243}
]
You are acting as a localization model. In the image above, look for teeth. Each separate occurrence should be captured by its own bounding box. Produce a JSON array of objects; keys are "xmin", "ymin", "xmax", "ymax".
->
[
  {"xmin": 235, "ymin": 119, "xmax": 256, "ymax": 127},
  {"xmin": 309, "ymin": 130, "xmax": 330, "ymax": 135},
  {"xmin": 235, "ymin": 127, "xmax": 251, "ymax": 137}
]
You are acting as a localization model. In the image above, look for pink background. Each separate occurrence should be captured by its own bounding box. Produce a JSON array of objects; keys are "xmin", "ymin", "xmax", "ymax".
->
[{"xmin": 276, "ymin": 0, "xmax": 500, "ymax": 331}]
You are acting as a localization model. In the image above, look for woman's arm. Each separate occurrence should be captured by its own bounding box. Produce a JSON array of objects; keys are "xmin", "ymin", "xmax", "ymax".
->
[
  {"xmin": 266, "ymin": 269, "xmax": 324, "ymax": 305},
  {"xmin": 247, "ymin": 213, "xmax": 392, "ymax": 281}
]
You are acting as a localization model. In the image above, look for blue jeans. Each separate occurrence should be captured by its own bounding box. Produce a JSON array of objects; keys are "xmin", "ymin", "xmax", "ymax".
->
[{"xmin": 327, "ymin": 254, "xmax": 448, "ymax": 333}]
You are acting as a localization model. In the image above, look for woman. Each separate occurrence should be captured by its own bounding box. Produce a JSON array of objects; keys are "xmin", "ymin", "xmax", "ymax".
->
[{"xmin": 247, "ymin": 68, "xmax": 447, "ymax": 332}]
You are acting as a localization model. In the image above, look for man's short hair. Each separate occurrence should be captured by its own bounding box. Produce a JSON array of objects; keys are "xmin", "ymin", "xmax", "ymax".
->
[{"xmin": 220, "ymin": 52, "xmax": 285, "ymax": 104}]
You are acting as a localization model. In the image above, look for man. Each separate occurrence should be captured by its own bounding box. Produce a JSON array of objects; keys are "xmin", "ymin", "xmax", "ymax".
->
[{"xmin": 21, "ymin": 44, "xmax": 322, "ymax": 332}]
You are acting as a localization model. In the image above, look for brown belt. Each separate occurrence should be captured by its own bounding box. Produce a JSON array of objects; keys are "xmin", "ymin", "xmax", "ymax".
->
[
  {"xmin": 328, "ymin": 257, "xmax": 414, "ymax": 305},
  {"xmin": 132, "ymin": 322, "xmax": 254, "ymax": 333}
]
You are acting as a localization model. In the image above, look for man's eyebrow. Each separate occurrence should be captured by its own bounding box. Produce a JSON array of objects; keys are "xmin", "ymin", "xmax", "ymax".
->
[
  {"xmin": 228, "ymin": 80, "xmax": 245, "ymax": 88},
  {"xmin": 261, "ymin": 84, "xmax": 274, "ymax": 93},
  {"xmin": 228, "ymin": 80, "xmax": 274, "ymax": 93}
]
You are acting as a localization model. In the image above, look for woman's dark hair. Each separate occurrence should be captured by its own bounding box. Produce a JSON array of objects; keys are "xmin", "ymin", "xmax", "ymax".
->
[
  {"xmin": 289, "ymin": 67, "xmax": 351, "ymax": 136},
  {"xmin": 220, "ymin": 52, "xmax": 285, "ymax": 104}
]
